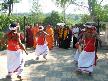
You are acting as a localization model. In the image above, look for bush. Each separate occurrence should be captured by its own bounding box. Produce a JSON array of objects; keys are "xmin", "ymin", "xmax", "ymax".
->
[{"xmin": 0, "ymin": 32, "xmax": 7, "ymax": 50}]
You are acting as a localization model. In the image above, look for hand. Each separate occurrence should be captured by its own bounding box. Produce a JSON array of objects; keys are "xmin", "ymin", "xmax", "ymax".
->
[{"xmin": 25, "ymin": 52, "xmax": 28, "ymax": 55}]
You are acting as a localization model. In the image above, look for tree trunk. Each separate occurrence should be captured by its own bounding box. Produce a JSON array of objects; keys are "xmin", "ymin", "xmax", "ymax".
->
[
  {"xmin": 8, "ymin": 0, "xmax": 13, "ymax": 16},
  {"xmin": 88, "ymin": 0, "xmax": 96, "ymax": 21},
  {"xmin": 63, "ymin": 8, "xmax": 66, "ymax": 23},
  {"xmin": 63, "ymin": 5, "xmax": 66, "ymax": 23},
  {"xmin": 8, "ymin": 3, "xmax": 11, "ymax": 16}
]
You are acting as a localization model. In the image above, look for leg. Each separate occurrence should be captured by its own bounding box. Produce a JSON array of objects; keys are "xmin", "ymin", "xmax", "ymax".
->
[
  {"xmin": 43, "ymin": 54, "xmax": 47, "ymax": 60},
  {"xmin": 6, "ymin": 72, "xmax": 12, "ymax": 79},
  {"xmin": 36, "ymin": 56, "xmax": 39, "ymax": 60}
]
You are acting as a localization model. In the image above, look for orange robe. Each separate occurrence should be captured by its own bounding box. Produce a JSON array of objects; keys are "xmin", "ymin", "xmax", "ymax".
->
[
  {"xmin": 31, "ymin": 26, "xmax": 39, "ymax": 48},
  {"xmin": 45, "ymin": 27, "xmax": 54, "ymax": 50}
]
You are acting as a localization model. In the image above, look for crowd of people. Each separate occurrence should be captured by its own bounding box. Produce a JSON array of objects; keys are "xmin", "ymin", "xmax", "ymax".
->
[
  {"xmin": 1, "ymin": 21, "xmax": 101, "ymax": 79},
  {"xmin": 25, "ymin": 23, "xmax": 76, "ymax": 49}
]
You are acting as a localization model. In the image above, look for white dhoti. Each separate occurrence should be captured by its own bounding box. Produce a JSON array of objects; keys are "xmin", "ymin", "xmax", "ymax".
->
[
  {"xmin": 74, "ymin": 49, "xmax": 80, "ymax": 62},
  {"xmin": 35, "ymin": 44, "xmax": 49, "ymax": 56},
  {"xmin": 78, "ymin": 51, "xmax": 95, "ymax": 72},
  {"xmin": 7, "ymin": 50, "xmax": 24, "ymax": 76}
]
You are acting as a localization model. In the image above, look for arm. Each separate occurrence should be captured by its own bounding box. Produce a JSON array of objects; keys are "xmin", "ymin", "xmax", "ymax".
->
[
  {"xmin": 17, "ymin": 33, "xmax": 28, "ymax": 55},
  {"xmin": 43, "ymin": 31, "xmax": 49, "ymax": 36}
]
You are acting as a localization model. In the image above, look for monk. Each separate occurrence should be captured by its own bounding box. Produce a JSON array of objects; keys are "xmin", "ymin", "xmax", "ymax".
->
[
  {"xmin": 31, "ymin": 24, "xmax": 39, "ymax": 48},
  {"xmin": 45, "ymin": 24, "xmax": 54, "ymax": 50},
  {"xmin": 26, "ymin": 25, "xmax": 34, "ymax": 48},
  {"xmin": 58, "ymin": 26, "xmax": 63, "ymax": 48}
]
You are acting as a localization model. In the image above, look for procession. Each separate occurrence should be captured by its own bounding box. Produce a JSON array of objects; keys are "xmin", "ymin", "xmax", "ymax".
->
[{"xmin": 0, "ymin": 21, "xmax": 104, "ymax": 80}]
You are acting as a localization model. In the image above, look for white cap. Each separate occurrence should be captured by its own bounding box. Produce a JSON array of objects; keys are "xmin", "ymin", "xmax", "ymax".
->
[
  {"xmin": 57, "ymin": 23, "xmax": 65, "ymax": 26},
  {"xmin": 39, "ymin": 26, "xmax": 44, "ymax": 30},
  {"xmin": 9, "ymin": 23, "xmax": 19, "ymax": 30},
  {"xmin": 84, "ymin": 25, "xmax": 95, "ymax": 28},
  {"xmin": 81, "ymin": 28, "xmax": 85, "ymax": 31}
]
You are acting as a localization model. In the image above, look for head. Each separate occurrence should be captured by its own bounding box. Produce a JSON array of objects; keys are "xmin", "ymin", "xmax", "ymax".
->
[
  {"xmin": 9, "ymin": 22, "xmax": 19, "ymax": 32},
  {"xmin": 47, "ymin": 24, "xmax": 51, "ymax": 28},
  {"xmin": 85, "ymin": 25, "xmax": 94, "ymax": 33}
]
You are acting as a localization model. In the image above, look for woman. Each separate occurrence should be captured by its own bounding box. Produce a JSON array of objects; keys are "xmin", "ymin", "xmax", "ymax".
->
[
  {"xmin": 4, "ymin": 22, "xmax": 27, "ymax": 79},
  {"xmin": 35, "ymin": 26, "xmax": 49, "ymax": 60}
]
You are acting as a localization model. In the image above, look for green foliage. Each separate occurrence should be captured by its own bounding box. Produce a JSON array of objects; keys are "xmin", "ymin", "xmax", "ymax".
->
[
  {"xmin": 0, "ymin": 32, "xmax": 3, "ymax": 38},
  {"xmin": 81, "ymin": 14, "xmax": 92, "ymax": 23},
  {"xmin": 27, "ymin": 12, "xmax": 45, "ymax": 25},
  {"xmin": 101, "ymin": 5, "xmax": 108, "ymax": 22},
  {"xmin": 43, "ymin": 11, "xmax": 64, "ymax": 27},
  {"xmin": 81, "ymin": 3, "xmax": 108, "ymax": 23},
  {"xmin": 0, "ymin": 32, "xmax": 6, "ymax": 50},
  {"xmin": 0, "ymin": 14, "xmax": 24, "ymax": 32}
]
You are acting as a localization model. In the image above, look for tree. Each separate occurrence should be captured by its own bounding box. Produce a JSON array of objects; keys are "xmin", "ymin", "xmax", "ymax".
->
[
  {"xmin": 81, "ymin": 14, "xmax": 91, "ymax": 23},
  {"xmin": 86, "ymin": 0, "xmax": 105, "ymax": 21},
  {"xmin": 101, "ymin": 5, "xmax": 108, "ymax": 22},
  {"xmin": 31, "ymin": 0, "xmax": 42, "ymax": 24},
  {"xmin": 0, "ymin": 0, "xmax": 21, "ymax": 16},
  {"xmin": 27, "ymin": 13, "xmax": 45, "ymax": 25},
  {"xmin": 43, "ymin": 11, "xmax": 63, "ymax": 27},
  {"xmin": 31, "ymin": 0, "xmax": 40, "ymax": 13},
  {"xmin": 53, "ymin": 0, "xmax": 76, "ymax": 23}
]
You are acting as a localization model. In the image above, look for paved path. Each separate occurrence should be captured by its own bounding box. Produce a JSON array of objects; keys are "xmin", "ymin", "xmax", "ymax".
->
[{"xmin": 0, "ymin": 47, "xmax": 108, "ymax": 81}]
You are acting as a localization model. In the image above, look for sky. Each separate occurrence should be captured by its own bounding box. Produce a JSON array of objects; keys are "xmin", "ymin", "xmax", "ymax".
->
[{"xmin": 13, "ymin": 0, "xmax": 108, "ymax": 14}]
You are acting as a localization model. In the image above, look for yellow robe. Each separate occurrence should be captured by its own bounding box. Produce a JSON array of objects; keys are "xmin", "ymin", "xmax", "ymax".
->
[{"xmin": 45, "ymin": 27, "xmax": 54, "ymax": 50}]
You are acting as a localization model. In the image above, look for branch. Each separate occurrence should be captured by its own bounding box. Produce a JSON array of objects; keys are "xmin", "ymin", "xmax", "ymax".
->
[
  {"xmin": 72, "ymin": 2, "xmax": 89, "ymax": 9},
  {"xmin": 99, "ymin": 0, "xmax": 103, "ymax": 5},
  {"xmin": 65, "ymin": 1, "xmax": 72, "ymax": 10}
]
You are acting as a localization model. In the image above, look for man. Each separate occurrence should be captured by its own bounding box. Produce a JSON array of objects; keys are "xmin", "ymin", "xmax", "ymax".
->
[
  {"xmin": 54, "ymin": 26, "xmax": 59, "ymax": 46},
  {"xmin": 35, "ymin": 26, "xmax": 49, "ymax": 60},
  {"xmin": 4, "ymin": 22, "xmax": 28, "ymax": 79},
  {"xmin": 58, "ymin": 25, "xmax": 63, "ymax": 48},
  {"xmin": 67, "ymin": 26, "xmax": 72, "ymax": 48},
  {"xmin": 72, "ymin": 26, "xmax": 79, "ymax": 48},
  {"xmin": 76, "ymin": 26, "xmax": 99, "ymax": 76}
]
